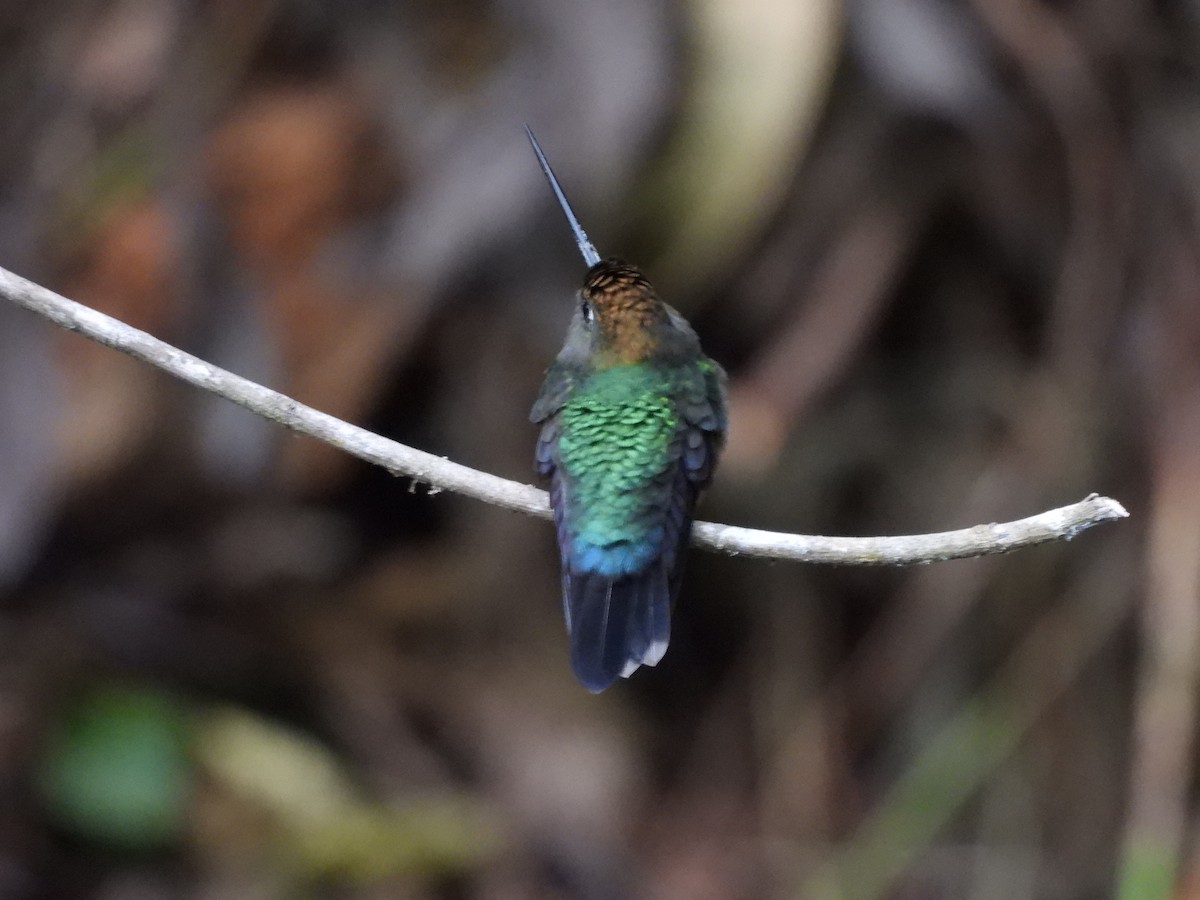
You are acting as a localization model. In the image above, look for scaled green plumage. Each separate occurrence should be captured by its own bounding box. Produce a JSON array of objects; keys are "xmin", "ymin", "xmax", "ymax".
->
[{"xmin": 556, "ymin": 366, "xmax": 677, "ymax": 550}]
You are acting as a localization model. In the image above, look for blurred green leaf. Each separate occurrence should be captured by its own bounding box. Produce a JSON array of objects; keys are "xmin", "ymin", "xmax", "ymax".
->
[
  {"xmin": 38, "ymin": 683, "xmax": 191, "ymax": 851},
  {"xmin": 296, "ymin": 801, "xmax": 500, "ymax": 882},
  {"xmin": 195, "ymin": 707, "xmax": 498, "ymax": 882},
  {"xmin": 1116, "ymin": 841, "xmax": 1175, "ymax": 900},
  {"xmin": 194, "ymin": 706, "xmax": 361, "ymax": 830}
]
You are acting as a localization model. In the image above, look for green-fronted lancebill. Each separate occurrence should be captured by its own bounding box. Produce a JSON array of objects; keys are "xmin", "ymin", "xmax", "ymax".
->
[{"xmin": 525, "ymin": 126, "xmax": 728, "ymax": 692}]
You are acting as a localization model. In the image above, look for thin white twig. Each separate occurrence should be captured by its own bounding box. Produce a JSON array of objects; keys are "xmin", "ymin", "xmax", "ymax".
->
[{"xmin": 0, "ymin": 264, "xmax": 1129, "ymax": 565}]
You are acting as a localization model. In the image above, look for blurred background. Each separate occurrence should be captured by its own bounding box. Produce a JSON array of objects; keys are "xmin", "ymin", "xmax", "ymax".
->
[{"xmin": 0, "ymin": 0, "xmax": 1189, "ymax": 897}]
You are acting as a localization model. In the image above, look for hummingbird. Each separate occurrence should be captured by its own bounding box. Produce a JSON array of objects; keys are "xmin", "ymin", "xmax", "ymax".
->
[{"xmin": 526, "ymin": 126, "xmax": 727, "ymax": 692}]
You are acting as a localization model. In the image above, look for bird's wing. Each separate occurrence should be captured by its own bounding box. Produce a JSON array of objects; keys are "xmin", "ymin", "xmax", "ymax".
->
[
  {"xmin": 530, "ymin": 362, "xmax": 575, "ymax": 476},
  {"xmin": 676, "ymin": 359, "xmax": 728, "ymax": 486}
]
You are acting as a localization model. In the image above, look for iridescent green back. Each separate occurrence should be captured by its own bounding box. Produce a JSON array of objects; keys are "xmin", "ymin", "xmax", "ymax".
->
[{"xmin": 556, "ymin": 365, "xmax": 679, "ymax": 572}]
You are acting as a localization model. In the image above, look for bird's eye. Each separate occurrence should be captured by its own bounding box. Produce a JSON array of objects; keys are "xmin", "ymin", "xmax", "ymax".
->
[{"xmin": 580, "ymin": 300, "xmax": 593, "ymax": 324}]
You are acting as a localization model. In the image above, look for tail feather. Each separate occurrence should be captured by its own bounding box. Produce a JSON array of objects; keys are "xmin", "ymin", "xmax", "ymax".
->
[
  {"xmin": 639, "ymin": 561, "xmax": 671, "ymax": 668},
  {"xmin": 568, "ymin": 566, "xmax": 672, "ymax": 693}
]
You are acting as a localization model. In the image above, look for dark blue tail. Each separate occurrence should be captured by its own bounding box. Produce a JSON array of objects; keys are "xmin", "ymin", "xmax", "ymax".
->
[{"xmin": 566, "ymin": 565, "xmax": 671, "ymax": 693}]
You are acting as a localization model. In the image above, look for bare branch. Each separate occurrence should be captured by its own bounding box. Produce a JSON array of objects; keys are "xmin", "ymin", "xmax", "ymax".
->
[
  {"xmin": 0, "ymin": 264, "xmax": 1128, "ymax": 565},
  {"xmin": 692, "ymin": 495, "xmax": 1127, "ymax": 564}
]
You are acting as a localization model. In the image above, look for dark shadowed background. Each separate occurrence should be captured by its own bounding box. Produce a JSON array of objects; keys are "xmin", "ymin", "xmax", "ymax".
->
[{"xmin": 0, "ymin": 0, "xmax": 1190, "ymax": 897}]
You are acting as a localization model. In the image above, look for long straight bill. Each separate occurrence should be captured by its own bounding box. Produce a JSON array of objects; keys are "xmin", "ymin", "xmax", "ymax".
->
[{"xmin": 524, "ymin": 125, "xmax": 601, "ymax": 267}]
